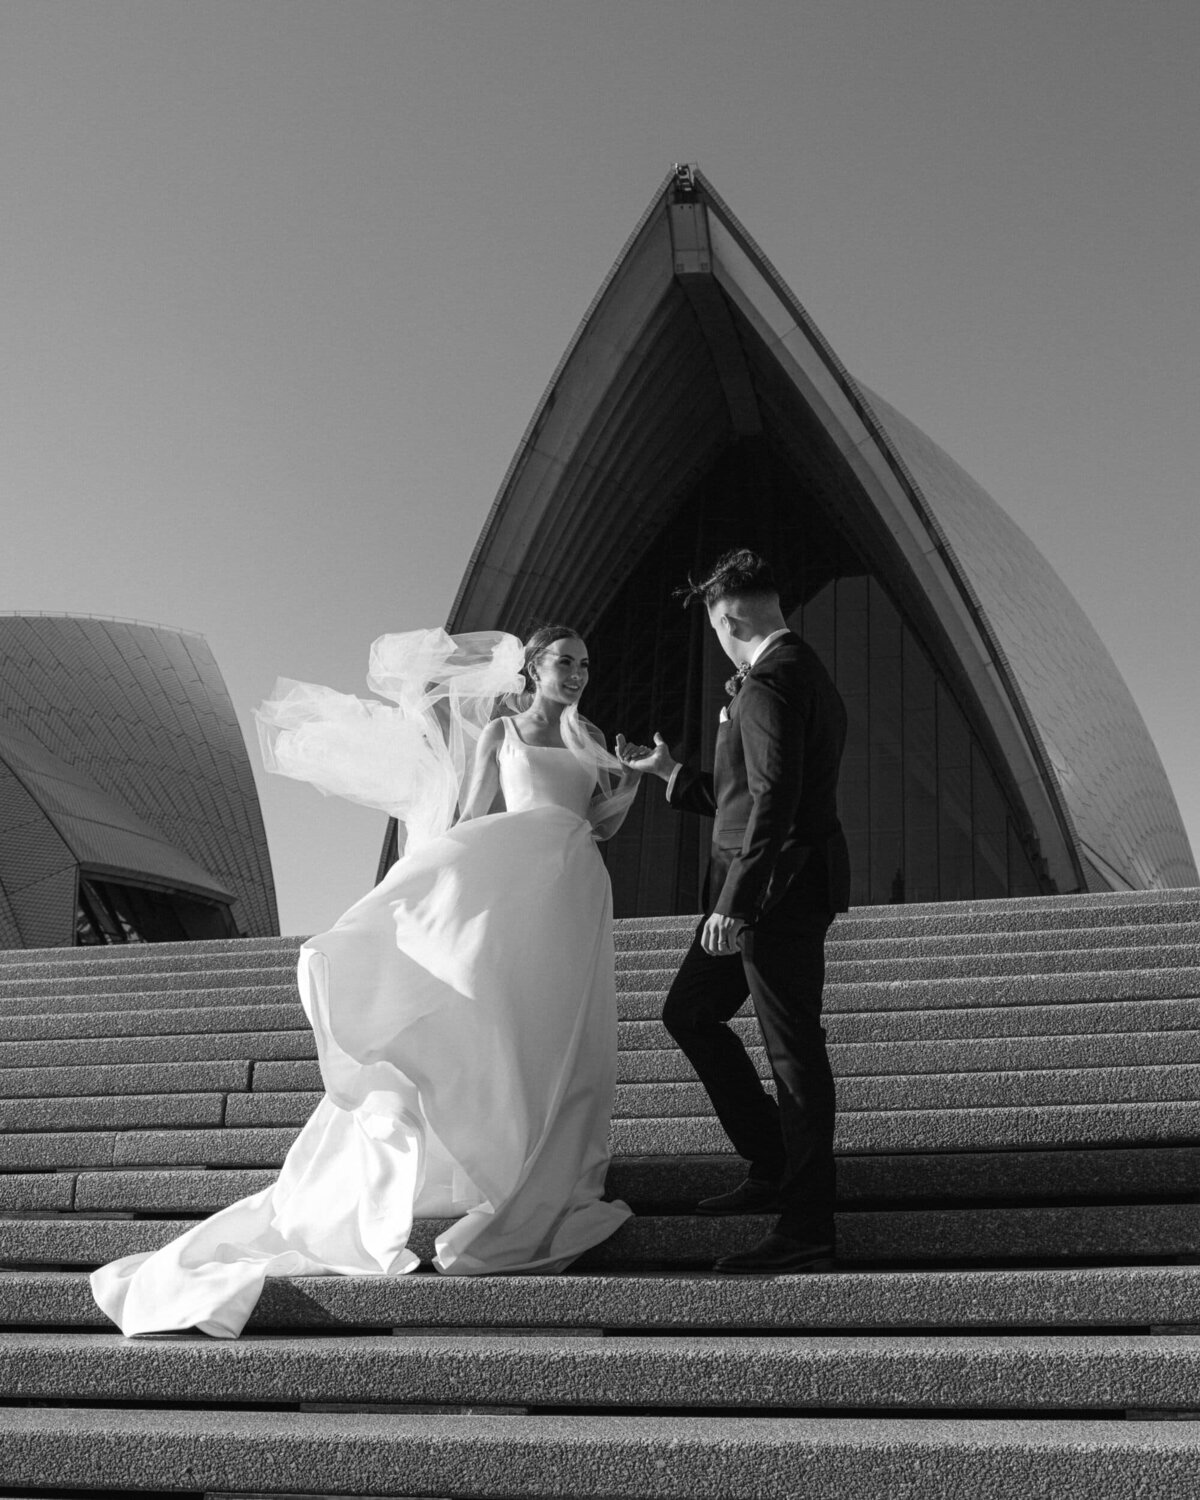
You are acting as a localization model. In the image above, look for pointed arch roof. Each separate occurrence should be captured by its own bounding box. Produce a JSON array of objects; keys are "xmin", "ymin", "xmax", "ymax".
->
[{"xmin": 450, "ymin": 168, "xmax": 1196, "ymax": 894}]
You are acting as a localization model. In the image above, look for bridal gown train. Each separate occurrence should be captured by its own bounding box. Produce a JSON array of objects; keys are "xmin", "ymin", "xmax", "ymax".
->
[{"xmin": 91, "ymin": 715, "xmax": 632, "ymax": 1338}]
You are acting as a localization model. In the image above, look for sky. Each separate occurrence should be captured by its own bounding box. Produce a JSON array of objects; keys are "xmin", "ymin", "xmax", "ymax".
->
[{"xmin": 1, "ymin": 0, "xmax": 1197, "ymax": 935}]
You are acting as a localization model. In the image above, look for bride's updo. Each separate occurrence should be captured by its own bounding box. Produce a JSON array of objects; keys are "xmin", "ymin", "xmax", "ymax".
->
[{"xmin": 520, "ymin": 623, "xmax": 583, "ymax": 694}]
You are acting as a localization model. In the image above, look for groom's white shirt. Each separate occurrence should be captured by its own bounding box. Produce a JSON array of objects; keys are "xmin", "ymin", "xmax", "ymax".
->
[{"xmin": 665, "ymin": 629, "xmax": 790, "ymax": 801}]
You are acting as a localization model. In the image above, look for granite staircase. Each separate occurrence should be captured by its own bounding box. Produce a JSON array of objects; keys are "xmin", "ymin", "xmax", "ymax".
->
[{"xmin": 1, "ymin": 887, "xmax": 1200, "ymax": 1497}]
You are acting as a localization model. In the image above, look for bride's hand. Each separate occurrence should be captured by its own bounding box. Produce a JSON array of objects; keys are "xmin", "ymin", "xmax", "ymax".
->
[
  {"xmin": 614, "ymin": 733, "xmax": 645, "ymax": 778},
  {"xmin": 618, "ymin": 731, "xmax": 678, "ymax": 782}
]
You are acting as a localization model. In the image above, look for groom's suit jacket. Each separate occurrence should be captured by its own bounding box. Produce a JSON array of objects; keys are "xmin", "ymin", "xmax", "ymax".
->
[{"xmin": 669, "ymin": 632, "xmax": 851, "ymax": 922}]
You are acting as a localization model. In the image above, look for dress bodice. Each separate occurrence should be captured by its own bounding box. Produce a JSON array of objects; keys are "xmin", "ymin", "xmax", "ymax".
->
[{"xmin": 498, "ymin": 716, "xmax": 595, "ymax": 819}]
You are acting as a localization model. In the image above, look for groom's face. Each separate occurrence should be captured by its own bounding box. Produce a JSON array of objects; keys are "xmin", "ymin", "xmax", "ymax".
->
[{"xmin": 707, "ymin": 600, "xmax": 747, "ymax": 666}]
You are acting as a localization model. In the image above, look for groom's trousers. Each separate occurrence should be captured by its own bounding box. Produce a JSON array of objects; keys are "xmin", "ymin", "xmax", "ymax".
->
[{"xmin": 662, "ymin": 891, "xmax": 837, "ymax": 1245}]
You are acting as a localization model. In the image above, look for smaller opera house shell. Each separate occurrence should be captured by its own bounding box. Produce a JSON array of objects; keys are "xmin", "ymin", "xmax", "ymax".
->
[
  {"xmin": 445, "ymin": 167, "xmax": 1197, "ymax": 917},
  {"xmin": 0, "ymin": 615, "xmax": 278, "ymax": 947}
]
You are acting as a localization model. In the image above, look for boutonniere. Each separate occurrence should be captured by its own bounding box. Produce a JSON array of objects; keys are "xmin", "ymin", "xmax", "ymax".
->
[{"xmin": 724, "ymin": 663, "xmax": 750, "ymax": 699}]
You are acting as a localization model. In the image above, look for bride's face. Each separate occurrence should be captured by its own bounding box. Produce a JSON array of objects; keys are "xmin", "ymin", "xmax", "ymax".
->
[{"xmin": 531, "ymin": 637, "xmax": 589, "ymax": 706}]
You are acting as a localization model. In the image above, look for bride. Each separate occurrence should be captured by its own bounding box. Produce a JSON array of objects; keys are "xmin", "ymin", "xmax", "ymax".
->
[{"xmin": 90, "ymin": 624, "xmax": 640, "ymax": 1338}]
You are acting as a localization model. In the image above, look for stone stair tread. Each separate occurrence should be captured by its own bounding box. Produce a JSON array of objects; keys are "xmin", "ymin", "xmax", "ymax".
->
[
  {"xmin": 6, "ymin": 1329, "xmax": 1200, "ymax": 1410},
  {"xmin": 0, "ymin": 1031, "xmax": 318, "ymax": 1069},
  {"xmin": 26, "ymin": 1143, "xmax": 1197, "ymax": 1215},
  {"xmin": 0, "ymin": 966, "xmax": 296, "ymax": 1000},
  {"xmin": 5, "ymin": 967, "xmax": 1200, "ymax": 1021},
  {"xmin": 1, "ymin": 1407, "xmax": 1199, "ymax": 1498},
  {"xmin": 0, "ymin": 984, "xmax": 296, "ymax": 1016},
  {"xmin": 632, "ymin": 999, "xmax": 1200, "ymax": 1044},
  {"xmin": 4, "ymin": 1097, "xmax": 1196, "ymax": 1171},
  {"xmin": 5, "ymin": 1264, "xmax": 1199, "ymax": 1330},
  {"xmin": 6, "ymin": 918, "xmax": 1197, "ymax": 985},
  {"xmin": 614, "ymin": 968, "xmax": 1200, "ymax": 1014},
  {"xmin": 618, "ymin": 1102, "xmax": 1200, "ymax": 1156},
  {"xmin": 0, "ymin": 1094, "xmax": 226, "ymax": 1134},
  {"xmin": 5, "ymin": 1204, "xmax": 1200, "ymax": 1268},
  {"xmin": 612, "ymin": 943, "xmax": 1200, "ymax": 978},
  {"xmin": 209, "ymin": 1065, "xmax": 1200, "ymax": 1132},
  {"xmin": 11, "ymin": 1000, "xmax": 1200, "ymax": 1062},
  {"xmin": 0, "ymin": 1061, "xmax": 252, "ymax": 1100},
  {"xmin": 2, "ymin": 1003, "xmax": 305, "ymax": 1043},
  {"xmin": 240, "ymin": 1032, "xmax": 1200, "ymax": 1093}
]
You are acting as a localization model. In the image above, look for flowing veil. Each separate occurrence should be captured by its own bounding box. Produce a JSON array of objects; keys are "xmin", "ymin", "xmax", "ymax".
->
[{"xmin": 256, "ymin": 627, "xmax": 639, "ymax": 845}]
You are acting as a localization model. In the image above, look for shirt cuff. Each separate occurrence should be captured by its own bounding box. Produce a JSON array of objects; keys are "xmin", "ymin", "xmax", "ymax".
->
[{"xmin": 665, "ymin": 763, "xmax": 682, "ymax": 802}]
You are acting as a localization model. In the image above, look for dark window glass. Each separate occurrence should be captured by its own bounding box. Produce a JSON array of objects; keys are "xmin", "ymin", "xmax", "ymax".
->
[
  {"xmin": 580, "ymin": 438, "xmax": 1052, "ymax": 915},
  {"xmin": 75, "ymin": 875, "xmax": 236, "ymax": 944}
]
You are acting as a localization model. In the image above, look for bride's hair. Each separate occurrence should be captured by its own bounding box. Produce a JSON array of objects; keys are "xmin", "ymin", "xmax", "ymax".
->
[{"xmin": 520, "ymin": 622, "xmax": 583, "ymax": 694}]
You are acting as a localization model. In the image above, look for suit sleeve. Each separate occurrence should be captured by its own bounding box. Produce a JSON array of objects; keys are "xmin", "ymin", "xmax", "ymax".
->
[
  {"xmin": 714, "ymin": 674, "xmax": 806, "ymax": 919},
  {"xmin": 666, "ymin": 765, "xmax": 718, "ymax": 818}
]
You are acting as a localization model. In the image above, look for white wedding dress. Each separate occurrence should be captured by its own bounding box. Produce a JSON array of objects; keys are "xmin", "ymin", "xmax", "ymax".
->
[{"xmin": 91, "ymin": 649, "xmax": 633, "ymax": 1339}]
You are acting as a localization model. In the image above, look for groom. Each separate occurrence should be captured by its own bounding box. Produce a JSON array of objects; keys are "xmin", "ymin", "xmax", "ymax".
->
[{"xmin": 625, "ymin": 548, "xmax": 850, "ymax": 1273}]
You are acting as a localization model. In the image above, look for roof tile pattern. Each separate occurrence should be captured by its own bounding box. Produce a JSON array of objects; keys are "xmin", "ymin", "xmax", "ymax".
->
[
  {"xmin": 0, "ymin": 617, "xmax": 277, "ymax": 938},
  {"xmin": 863, "ymin": 390, "xmax": 1197, "ymax": 891}
]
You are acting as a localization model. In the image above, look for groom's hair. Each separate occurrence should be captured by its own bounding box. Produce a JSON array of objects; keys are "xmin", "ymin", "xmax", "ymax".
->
[{"xmin": 674, "ymin": 549, "xmax": 778, "ymax": 609}]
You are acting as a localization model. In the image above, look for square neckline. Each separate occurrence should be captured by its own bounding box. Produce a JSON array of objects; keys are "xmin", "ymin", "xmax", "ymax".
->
[{"xmin": 503, "ymin": 716, "xmax": 573, "ymax": 751}]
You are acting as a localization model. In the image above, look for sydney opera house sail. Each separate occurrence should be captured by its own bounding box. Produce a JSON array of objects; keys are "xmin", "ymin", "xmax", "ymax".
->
[
  {"xmin": 0, "ymin": 615, "xmax": 278, "ymax": 947},
  {"xmin": 426, "ymin": 166, "xmax": 1193, "ymax": 916}
]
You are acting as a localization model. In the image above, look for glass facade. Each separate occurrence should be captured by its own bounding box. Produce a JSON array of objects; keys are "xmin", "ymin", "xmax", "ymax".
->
[
  {"xmin": 584, "ymin": 439, "xmax": 1046, "ymax": 916},
  {"xmin": 74, "ymin": 876, "xmax": 237, "ymax": 946}
]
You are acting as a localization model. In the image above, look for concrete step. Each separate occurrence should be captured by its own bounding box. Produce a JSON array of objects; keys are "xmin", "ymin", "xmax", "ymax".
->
[
  {"xmin": 1, "ymin": 1002, "xmax": 305, "ymax": 1043},
  {"xmin": 0, "ymin": 979, "xmax": 295, "ymax": 1014},
  {"xmin": 6, "ymin": 962, "xmax": 1198, "ymax": 1032},
  {"xmin": 5, "ymin": 913, "xmax": 1197, "ymax": 989},
  {"xmin": 2, "ymin": 1406, "xmax": 1199, "ymax": 1498},
  {"xmin": 5, "ymin": 1328, "xmax": 1200, "ymax": 1411},
  {"xmin": 0, "ymin": 888, "xmax": 1194, "ymax": 968},
  {"xmin": 11, "ymin": 994, "xmax": 1200, "ymax": 1062},
  {"xmin": 610, "ymin": 942, "xmax": 1200, "ymax": 979},
  {"xmin": 5, "ymin": 1203, "xmax": 1200, "ymax": 1269},
  {"xmin": 5, "ymin": 1263, "xmax": 1199, "ymax": 1331},
  {"xmin": 0, "ymin": 936, "xmax": 306, "ymax": 967},
  {"xmin": 8, "ymin": 1141, "xmax": 1195, "ymax": 1216},
  {"xmin": 243, "ymin": 1029, "xmax": 1200, "ymax": 1093},
  {"xmin": 0, "ymin": 1061, "xmax": 252, "ymax": 1100},
  {"xmin": 8, "ymin": 957, "xmax": 1198, "ymax": 1018},
  {"xmin": 0, "ymin": 1125, "xmax": 305, "ymax": 1174},
  {"xmin": 829, "ymin": 921, "xmax": 1200, "ymax": 962},
  {"xmin": 210, "ymin": 1062, "xmax": 1200, "ymax": 1132},
  {"xmin": 4, "ymin": 1026, "xmax": 1194, "ymax": 1090},
  {"xmin": 0, "ymin": 1029, "xmax": 318, "ymax": 1069},
  {"xmin": 824, "ymin": 943, "xmax": 1200, "ymax": 981},
  {"xmin": 3, "ymin": 1093, "xmax": 1195, "ymax": 1171},
  {"xmin": 616, "ymin": 1102, "xmax": 1200, "ymax": 1157},
  {"xmin": 616, "ymin": 967, "xmax": 1200, "ymax": 1014},
  {"xmin": 0, "ymin": 1092, "xmax": 226, "ymax": 1135}
]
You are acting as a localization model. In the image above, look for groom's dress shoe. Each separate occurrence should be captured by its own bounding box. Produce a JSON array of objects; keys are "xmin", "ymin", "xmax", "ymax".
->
[
  {"xmin": 714, "ymin": 1231, "xmax": 835, "ymax": 1275},
  {"xmin": 696, "ymin": 1178, "xmax": 781, "ymax": 1216}
]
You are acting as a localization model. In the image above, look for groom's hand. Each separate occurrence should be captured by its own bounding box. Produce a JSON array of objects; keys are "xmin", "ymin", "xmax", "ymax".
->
[
  {"xmin": 618, "ymin": 731, "xmax": 678, "ymax": 782},
  {"xmin": 702, "ymin": 912, "xmax": 746, "ymax": 956}
]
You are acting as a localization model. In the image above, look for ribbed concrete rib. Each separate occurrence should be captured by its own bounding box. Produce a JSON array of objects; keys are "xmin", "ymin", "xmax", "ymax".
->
[{"xmin": 2, "ymin": 1408, "xmax": 1200, "ymax": 1499}]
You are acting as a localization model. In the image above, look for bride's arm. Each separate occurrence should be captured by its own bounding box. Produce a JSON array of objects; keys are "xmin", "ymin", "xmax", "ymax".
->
[{"xmin": 457, "ymin": 718, "xmax": 504, "ymax": 823}]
